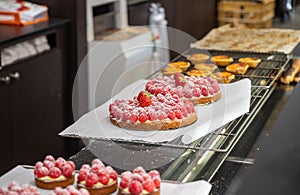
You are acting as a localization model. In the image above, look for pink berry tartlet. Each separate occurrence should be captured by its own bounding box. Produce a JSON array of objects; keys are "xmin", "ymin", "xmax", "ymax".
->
[
  {"xmin": 109, "ymin": 90, "xmax": 197, "ymax": 130},
  {"xmin": 118, "ymin": 167, "xmax": 161, "ymax": 195},
  {"xmin": 50, "ymin": 185, "xmax": 90, "ymax": 195},
  {"xmin": 34, "ymin": 155, "xmax": 75, "ymax": 189},
  {"xmin": 0, "ymin": 181, "xmax": 40, "ymax": 195},
  {"xmin": 146, "ymin": 72, "xmax": 221, "ymax": 105},
  {"xmin": 77, "ymin": 159, "xmax": 118, "ymax": 195}
]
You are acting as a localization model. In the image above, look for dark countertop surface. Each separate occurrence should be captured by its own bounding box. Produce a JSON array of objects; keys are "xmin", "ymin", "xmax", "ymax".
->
[
  {"xmin": 0, "ymin": 18, "xmax": 69, "ymax": 48},
  {"xmin": 232, "ymin": 82, "xmax": 300, "ymax": 195}
]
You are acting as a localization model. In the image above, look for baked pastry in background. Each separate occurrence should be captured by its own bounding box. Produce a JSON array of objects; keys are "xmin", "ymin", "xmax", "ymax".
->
[
  {"xmin": 280, "ymin": 59, "xmax": 300, "ymax": 84},
  {"xmin": 77, "ymin": 159, "xmax": 118, "ymax": 195},
  {"xmin": 238, "ymin": 57, "xmax": 261, "ymax": 68},
  {"xmin": 211, "ymin": 55, "xmax": 234, "ymax": 66},
  {"xmin": 34, "ymin": 155, "xmax": 75, "ymax": 190},
  {"xmin": 118, "ymin": 167, "xmax": 161, "ymax": 195},
  {"xmin": 226, "ymin": 63, "xmax": 249, "ymax": 75},
  {"xmin": 210, "ymin": 72, "xmax": 235, "ymax": 83},
  {"xmin": 194, "ymin": 63, "xmax": 218, "ymax": 72},
  {"xmin": 0, "ymin": 181, "xmax": 40, "ymax": 195},
  {"xmin": 187, "ymin": 53, "xmax": 210, "ymax": 64},
  {"xmin": 186, "ymin": 69, "xmax": 211, "ymax": 77},
  {"xmin": 167, "ymin": 61, "xmax": 190, "ymax": 71},
  {"xmin": 161, "ymin": 66, "xmax": 182, "ymax": 76}
]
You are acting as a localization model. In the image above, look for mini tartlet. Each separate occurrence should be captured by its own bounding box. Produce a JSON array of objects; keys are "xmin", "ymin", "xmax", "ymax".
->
[
  {"xmin": 118, "ymin": 167, "xmax": 161, "ymax": 195},
  {"xmin": 161, "ymin": 66, "xmax": 182, "ymax": 76},
  {"xmin": 226, "ymin": 63, "xmax": 249, "ymax": 75},
  {"xmin": 187, "ymin": 53, "xmax": 210, "ymax": 64},
  {"xmin": 77, "ymin": 159, "xmax": 118, "ymax": 195},
  {"xmin": 194, "ymin": 63, "xmax": 218, "ymax": 73},
  {"xmin": 167, "ymin": 61, "xmax": 190, "ymax": 71},
  {"xmin": 211, "ymin": 55, "xmax": 234, "ymax": 66},
  {"xmin": 186, "ymin": 69, "xmax": 211, "ymax": 77},
  {"xmin": 210, "ymin": 72, "xmax": 235, "ymax": 83},
  {"xmin": 238, "ymin": 57, "xmax": 261, "ymax": 68},
  {"xmin": 34, "ymin": 155, "xmax": 75, "ymax": 190},
  {"xmin": 50, "ymin": 186, "xmax": 89, "ymax": 195}
]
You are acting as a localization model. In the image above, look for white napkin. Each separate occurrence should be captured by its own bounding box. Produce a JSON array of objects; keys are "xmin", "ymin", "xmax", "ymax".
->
[{"xmin": 60, "ymin": 79, "xmax": 251, "ymax": 144}]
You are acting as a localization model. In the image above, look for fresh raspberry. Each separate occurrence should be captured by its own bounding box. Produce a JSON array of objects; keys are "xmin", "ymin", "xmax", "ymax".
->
[
  {"xmin": 157, "ymin": 112, "xmax": 167, "ymax": 120},
  {"xmin": 201, "ymin": 86, "xmax": 209, "ymax": 96},
  {"xmin": 92, "ymin": 159, "xmax": 104, "ymax": 167},
  {"xmin": 175, "ymin": 110, "xmax": 183, "ymax": 119},
  {"xmin": 193, "ymin": 88, "xmax": 201, "ymax": 97},
  {"xmin": 61, "ymin": 163, "xmax": 73, "ymax": 178},
  {"xmin": 130, "ymin": 113, "xmax": 138, "ymax": 122},
  {"xmin": 43, "ymin": 160, "xmax": 55, "ymax": 170},
  {"xmin": 97, "ymin": 168, "xmax": 109, "ymax": 177},
  {"xmin": 129, "ymin": 180, "xmax": 143, "ymax": 195},
  {"xmin": 45, "ymin": 155, "xmax": 55, "ymax": 162},
  {"xmin": 148, "ymin": 170, "xmax": 160, "ymax": 178},
  {"xmin": 49, "ymin": 167, "xmax": 62, "ymax": 178},
  {"xmin": 133, "ymin": 167, "xmax": 146, "ymax": 175},
  {"xmin": 121, "ymin": 171, "xmax": 132, "ymax": 179},
  {"xmin": 184, "ymin": 90, "xmax": 193, "ymax": 98},
  {"xmin": 142, "ymin": 173, "xmax": 151, "ymax": 181},
  {"xmin": 81, "ymin": 164, "xmax": 91, "ymax": 171},
  {"xmin": 99, "ymin": 173, "xmax": 110, "ymax": 185},
  {"xmin": 35, "ymin": 166, "xmax": 49, "ymax": 178},
  {"xmin": 138, "ymin": 112, "xmax": 148, "ymax": 123},
  {"xmin": 79, "ymin": 188, "xmax": 90, "ymax": 195},
  {"xmin": 143, "ymin": 179, "xmax": 155, "ymax": 192},
  {"xmin": 120, "ymin": 179, "xmax": 130, "ymax": 189},
  {"xmin": 35, "ymin": 161, "xmax": 43, "ymax": 169},
  {"xmin": 55, "ymin": 157, "xmax": 66, "ymax": 169},
  {"xmin": 168, "ymin": 111, "xmax": 176, "ymax": 120},
  {"xmin": 122, "ymin": 111, "xmax": 131, "ymax": 121},
  {"xmin": 153, "ymin": 177, "xmax": 161, "ymax": 188},
  {"xmin": 91, "ymin": 164, "xmax": 101, "ymax": 175},
  {"xmin": 85, "ymin": 173, "xmax": 98, "ymax": 187},
  {"xmin": 77, "ymin": 169, "xmax": 87, "ymax": 182},
  {"xmin": 148, "ymin": 112, "xmax": 157, "ymax": 121},
  {"xmin": 132, "ymin": 173, "xmax": 144, "ymax": 183},
  {"xmin": 108, "ymin": 170, "xmax": 118, "ymax": 180},
  {"xmin": 67, "ymin": 161, "xmax": 76, "ymax": 170}
]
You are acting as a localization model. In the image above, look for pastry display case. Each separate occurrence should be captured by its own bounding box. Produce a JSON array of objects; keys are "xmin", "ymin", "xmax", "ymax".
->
[{"xmin": 63, "ymin": 43, "xmax": 299, "ymax": 194}]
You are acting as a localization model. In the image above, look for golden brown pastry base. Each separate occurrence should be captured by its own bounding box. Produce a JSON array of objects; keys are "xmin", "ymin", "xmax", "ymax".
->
[
  {"xmin": 110, "ymin": 113, "xmax": 197, "ymax": 130},
  {"xmin": 118, "ymin": 188, "xmax": 160, "ymax": 195},
  {"xmin": 189, "ymin": 92, "xmax": 221, "ymax": 105},
  {"xmin": 77, "ymin": 181, "xmax": 117, "ymax": 195},
  {"xmin": 35, "ymin": 175, "xmax": 75, "ymax": 190}
]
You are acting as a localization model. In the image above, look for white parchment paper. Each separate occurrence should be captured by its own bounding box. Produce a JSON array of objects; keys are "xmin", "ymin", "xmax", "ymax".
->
[
  {"xmin": 60, "ymin": 79, "xmax": 251, "ymax": 144},
  {"xmin": 0, "ymin": 166, "xmax": 212, "ymax": 195}
]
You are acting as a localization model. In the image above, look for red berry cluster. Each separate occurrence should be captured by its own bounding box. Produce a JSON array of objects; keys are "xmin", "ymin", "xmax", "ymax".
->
[
  {"xmin": 49, "ymin": 185, "xmax": 89, "ymax": 195},
  {"xmin": 174, "ymin": 72, "xmax": 186, "ymax": 87},
  {"xmin": 77, "ymin": 159, "xmax": 118, "ymax": 187},
  {"xmin": 0, "ymin": 181, "xmax": 39, "ymax": 195},
  {"xmin": 119, "ymin": 167, "xmax": 161, "ymax": 195},
  {"xmin": 34, "ymin": 155, "xmax": 75, "ymax": 179}
]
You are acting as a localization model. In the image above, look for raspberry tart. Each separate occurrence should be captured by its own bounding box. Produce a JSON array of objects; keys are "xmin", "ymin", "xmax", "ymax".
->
[
  {"xmin": 109, "ymin": 90, "xmax": 197, "ymax": 130},
  {"xmin": 118, "ymin": 167, "xmax": 160, "ymax": 195},
  {"xmin": 0, "ymin": 181, "xmax": 40, "ymax": 195},
  {"xmin": 77, "ymin": 159, "xmax": 118, "ymax": 195},
  {"xmin": 50, "ymin": 186, "xmax": 90, "ymax": 195},
  {"xmin": 146, "ymin": 72, "xmax": 221, "ymax": 105},
  {"xmin": 34, "ymin": 155, "xmax": 75, "ymax": 190}
]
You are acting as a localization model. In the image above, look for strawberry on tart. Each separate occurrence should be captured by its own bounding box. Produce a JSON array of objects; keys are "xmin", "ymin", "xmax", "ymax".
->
[
  {"xmin": 118, "ymin": 167, "xmax": 161, "ymax": 195},
  {"xmin": 109, "ymin": 90, "xmax": 197, "ymax": 130},
  {"xmin": 34, "ymin": 155, "xmax": 75, "ymax": 190},
  {"xmin": 77, "ymin": 159, "xmax": 118, "ymax": 195},
  {"xmin": 145, "ymin": 72, "xmax": 221, "ymax": 105}
]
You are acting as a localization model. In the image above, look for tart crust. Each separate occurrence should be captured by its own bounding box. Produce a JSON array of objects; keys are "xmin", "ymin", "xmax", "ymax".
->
[
  {"xmin": 110, "ymin": 112, "xmax": 197, "ymax": 131},
  {"xmin": 189, "ymin": 92, "xmax": 222, "ymax": 105},
  {"xmin": 77, "ymin": 181, "xmax": 118, "ymax": 195},
  {"xmin": 238, "ymin": 57, "xmax": 261, "ymax": 68},
  {"xmin": 35, "ymin": 175, "xmax": 75, "ymax": 190}
]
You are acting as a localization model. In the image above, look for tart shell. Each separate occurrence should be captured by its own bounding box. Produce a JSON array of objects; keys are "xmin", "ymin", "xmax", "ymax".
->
[
  {"xmin": 77, "ymin": 181, "xmax": 118, "ymax": 195},
  {"xmin": 35, "ymin": 175, "xmax": 75, "ymax": 190}
]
